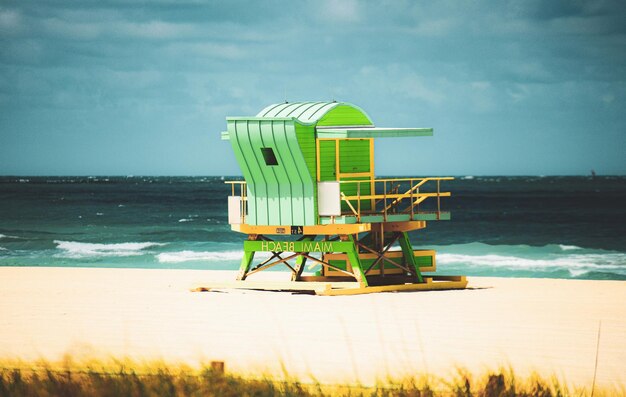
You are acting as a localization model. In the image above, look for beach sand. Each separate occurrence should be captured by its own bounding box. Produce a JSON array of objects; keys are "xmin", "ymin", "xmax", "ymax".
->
[{"xmin": 0, "ymin": 267, "xmax": 624, "ymax": 390}]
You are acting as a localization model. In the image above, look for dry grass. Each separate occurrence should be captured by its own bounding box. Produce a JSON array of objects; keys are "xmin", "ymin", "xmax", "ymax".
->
[{"xmin": 0, "ymin": 358, "xmax": 618, "ymax": 397}]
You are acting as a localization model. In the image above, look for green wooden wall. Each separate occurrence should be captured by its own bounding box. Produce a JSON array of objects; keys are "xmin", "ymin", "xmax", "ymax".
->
[
  {"xmin": 317, "ymin": 105, "xmax": 373, "ymax": 126},
  {"xmin": 338, "ymin": 139, "xmax": 370, "ymax": 173},
  {"xmin": 225, "ymin": 102, "xmax": 376, "ymax": 226},
  {"xmin": 227, "ymin": 119, "xmax": 315, "ymax": 226},
  {"xmin": 295, "ymin": 123, "xmax": 317, "ymax": 219},
  {"xmin": 318, "ymin": 140, "xmax": 337, "ymax": 181},
  {"xmin": 318, "ymin": 139, "xmax": 372, "ymax": 211}
]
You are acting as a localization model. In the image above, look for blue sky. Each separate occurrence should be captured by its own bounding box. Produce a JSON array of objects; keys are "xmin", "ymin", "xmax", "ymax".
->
[{"xmin": 0, "ymin": 0, "xmax": 624, "ymax": 176}]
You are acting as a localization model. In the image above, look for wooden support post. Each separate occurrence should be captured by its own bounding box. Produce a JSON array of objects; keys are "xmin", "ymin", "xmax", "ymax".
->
[
  {"xmin": 292, "ymin": 235, "xmax": 314, "ymax": 281},
  {"xmin": 237, "ymin": 234, "xmax": 259, "ymax": 281},
  {"xmin": 236, "ymin": 249, "xmax": 255, "ymax": 281},
  {"xmin": 346, "ymin": 235, "xmax": 368, "ymax": 287},
  {"xmin": 399, "ymin": 231, "xmax": 423, "ymax": 283}
]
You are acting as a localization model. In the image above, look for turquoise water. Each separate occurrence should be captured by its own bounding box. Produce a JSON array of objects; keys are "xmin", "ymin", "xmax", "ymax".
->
[{"xmin": 1, "ymin": 176, "xmax": 625, "ymax": 280}]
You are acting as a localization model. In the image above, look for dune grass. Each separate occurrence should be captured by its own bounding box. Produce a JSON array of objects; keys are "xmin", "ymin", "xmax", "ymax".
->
[{"xmin": 0, "ymin": 358, "xmax": 616, "ymax": 397}]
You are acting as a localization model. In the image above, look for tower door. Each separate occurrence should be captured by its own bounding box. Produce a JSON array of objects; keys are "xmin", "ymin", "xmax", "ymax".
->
[{"xmin": 317, "ymin": 138, "xmax": 374, "ymax": 212}]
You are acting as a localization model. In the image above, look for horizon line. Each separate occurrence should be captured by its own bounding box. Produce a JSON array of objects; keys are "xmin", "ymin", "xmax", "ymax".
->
[{"xmin": 1, "ymin": 174, "xmax": 622, "ymax": 178}]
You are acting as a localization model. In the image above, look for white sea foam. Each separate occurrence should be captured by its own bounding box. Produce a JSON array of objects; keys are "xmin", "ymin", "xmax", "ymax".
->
[
  {"xmin": 0, "ymin": 234, "xmax": 19, "ymax": 239},
  {"xmin": 54, "ymin": 240, "xmax": 165, "ymax": 258},
  {"xmin": 559, "ymin": 244, "xmax": 582, "ymax": 251},
  {"xmin": 0, "ymin": 247, "xmax": 7, "ymax": 251},
  {"xmin": 437, "ymin": 252, "xmax": 626, "ymax": 274},
  {"xmin": 178, "ymin": 218, "xmax": 192, "ymax": 223},
  {"xmin": 568, "ymin": 269, "xmax": 588, "ymax": 277}
]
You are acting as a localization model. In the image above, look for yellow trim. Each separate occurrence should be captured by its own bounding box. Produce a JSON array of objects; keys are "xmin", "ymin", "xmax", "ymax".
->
[
  {"xmin": 317, "ymin": 138, "xmax": 373, "ymax": 141},
  {"xmin": 315, "ymin": 138, "xmax": 321, "ymax": 181},
  {"xmin": 324, "ymin": 252, "xmax": 403, "ymax": 276},
  {"xmin": 317, "ymin": 137, "xmax": 377, "ymax": 181},
  {"xmin": 371, "ymin": 220, "xmax": 426, "ymax": 232},
  {"xmin": 191, "ymin": 276, "xmax": 468, "ymax": 295},
  {"xmin": 226, "ymin": 174, "xmax": 454, "ymax": 186},
  {"xmin": 340, "ymin": 192, "xmax": 358, "ymax": 216},
  {"xmin": 364, "ymin": 177, "xmax": 454, "ymax": 183},
  {"xmin": 316, "ymin": 276, "xmax": 468, "ymax": 296},
  {"xmin": 192, "ymin": 280, "xmax": 360, "ymax": 292},
  {"xmin": 225, "ymin": 177, "xmax": 453, "ymax": 225},
  {"xmin": 369, "ymin": 138, "xmax": 374, "ymax": 173},
  {"xmin": 337, "ymin": 172, "xmax": 372, "ymax": 178},
  {"xmin": 323, "ymin": 249, "xmax": 436, "ymax": 276},
  {"xmin": 369, "ymin": 138, "xmax": 375, "ymax": 209},
  {"xmin": 334, "ymin": 139, "xmax": 339, "ymax": 181},
  {"xmin": 231, "ymin": 223, "xmax": 371, "ymax": 235},
  {"xmin": 341, "ymin": 192, "xmax": 451, "ymax": 200}
]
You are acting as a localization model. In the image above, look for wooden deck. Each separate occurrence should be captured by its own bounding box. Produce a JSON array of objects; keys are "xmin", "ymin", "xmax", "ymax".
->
[{"xmin": 192, "ymin": 275, "xmax": 467, "ymax": 296}]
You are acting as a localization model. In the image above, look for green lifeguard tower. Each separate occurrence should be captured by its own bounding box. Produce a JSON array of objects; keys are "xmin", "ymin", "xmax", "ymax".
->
[{"xmin": 213, "ymin": 101, "xmax": 466, "ymax": 295}]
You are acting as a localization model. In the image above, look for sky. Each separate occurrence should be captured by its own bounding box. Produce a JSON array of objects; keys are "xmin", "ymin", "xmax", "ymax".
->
[{"xmin": 0, "ymin": 0, "xmax": 624, "ymax": 176}]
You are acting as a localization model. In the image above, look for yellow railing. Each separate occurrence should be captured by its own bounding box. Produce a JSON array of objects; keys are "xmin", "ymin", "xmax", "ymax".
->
[
  {"xmin": 226, "ymin": 177, "xmax": 452, "ymax": 224},
  {"xmin": 337, "ymin": 177, "xmax": 453, "ymax": 222},
  {"xmin": 225, "ymin": 181, "xmax": 247, "ymax": 225},
  {"xmin": 226, "ymin": 180, "xmax": 247, "ymax": 198}
]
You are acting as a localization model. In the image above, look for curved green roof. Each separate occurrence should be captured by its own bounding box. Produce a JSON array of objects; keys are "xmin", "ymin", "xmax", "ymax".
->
[
  {"xmin": 256, "ymin": 101, "xmax": 373, "ymax": 126},
  {"xmin": 221, "ymin": 101, "xmax": 433, "ymax": 140}
]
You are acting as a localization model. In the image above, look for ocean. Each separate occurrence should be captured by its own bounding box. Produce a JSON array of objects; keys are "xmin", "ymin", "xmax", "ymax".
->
[{"xmin": 1, "ymin": 176, "xmax": 625, "ymax": 280}]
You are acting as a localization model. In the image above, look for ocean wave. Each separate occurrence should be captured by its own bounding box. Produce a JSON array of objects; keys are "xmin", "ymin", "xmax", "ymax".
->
[
  {"xmin": 0, "ymin": 247, "xmax": 7, "ymax": 251},
  {"xmin": 431, "ymin": 242, "xmax": 615, "ymax": 256},
  {"xmin": 559, "ymin": 244, "xmax": 582, "ymax": 251},
  {"xmin": 568, "ymin": 269, "xmax": 588, "ymax": 277},
  {"xmin": 178, "ymin": 218, "xmax": 193, "ymax": 223},
  {"xmin": 54, "ymin": 240, "xmax": 166, "ymax": 258},
  {"xmin": 437, "ymin": 252, "xmax": 626, "ymax": 275},
  {"xmin": 0, "ymin": 234, "xmax": 19, "ymax": 240}
]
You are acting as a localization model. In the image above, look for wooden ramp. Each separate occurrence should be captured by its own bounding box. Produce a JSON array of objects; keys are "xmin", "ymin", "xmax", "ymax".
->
[{"xmin": 192, "ymin": 275, "xmax": 467, "ymax": 296}]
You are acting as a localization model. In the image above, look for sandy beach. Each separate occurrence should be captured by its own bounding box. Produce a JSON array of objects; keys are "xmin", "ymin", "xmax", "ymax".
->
[{"xmin": 0, "ymin": 267, "xmax": 624, "ymax": 390}]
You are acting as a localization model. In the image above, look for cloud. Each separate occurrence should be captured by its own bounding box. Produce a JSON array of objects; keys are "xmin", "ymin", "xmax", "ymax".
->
[
  {"xmin": 319, "ymin": 0, "xmax": 360, "ymax": 23},
  {"xmin": 39, "ymin": 17, "xmax": 201, "ymax": 40},
  {"xmin": 506, "ymin": 84, "xmax": 531, "ymax": 102},
  {"xmin": 41, "ymin": 17, "xmax": 102, "ymax": 40},
  {"xmin": 356, "ymin": 65, "xmax": 446, "ymax": 105},
  {"xmin": 0, "ymin": 8, "xmax": 21, "ymax": 33},
  {"xmin": 163, "ymin": 42, "xmax": 247, "ymax": 60},
  {"xmin": 548, "ymin": 14, "xmax": 626, "ymax": 35},
  {"xmin": 516, "ymin": 0, "xmax": 626, "ymax": 21},
  {"xmin": 601, "ymin": 93, "xmax": 615, "ymax": 104},
  {"xmin": 0, "ymin": 39, "xmax": 44, "ymax": 65},
  {"xmin": 410, "ymin": 17, "xmax": 457, "ymax": 36},
  {"xmin": 116, "ymin": 20, "xmax": 200, "ymax": 39},
  {"xmin": 468, "ymin": 81, "xmax": 496, "ymax": 112},
  {"xmin": 1, "ymin": 1, "xmax": 625, "ymax": 175},
  {"xmin": 507, "ymin": 61, "xmax": 553, "ymax": 83}
]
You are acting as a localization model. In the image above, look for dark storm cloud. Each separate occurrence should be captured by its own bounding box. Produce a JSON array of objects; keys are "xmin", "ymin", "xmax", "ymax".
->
[{"xmin": 0, "ymin": 0, "xmax": 624, "ymax": 175}]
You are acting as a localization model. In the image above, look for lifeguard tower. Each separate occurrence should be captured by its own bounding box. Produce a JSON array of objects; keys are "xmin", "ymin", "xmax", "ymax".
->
[{"xmin": 208, "ymin": 101, "xmax": 466, "ymax": 295}]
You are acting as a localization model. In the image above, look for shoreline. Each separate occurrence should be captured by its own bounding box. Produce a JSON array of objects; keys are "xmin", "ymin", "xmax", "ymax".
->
[{"xmin": 0, "ymin": 267, "xmax": 624, "ymax": 389}]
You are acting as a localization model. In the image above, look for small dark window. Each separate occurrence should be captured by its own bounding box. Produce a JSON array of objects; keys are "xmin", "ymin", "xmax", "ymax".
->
[{"xmin": 261, "ymin": 147, "xmax": 278, "ymax": 166}]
